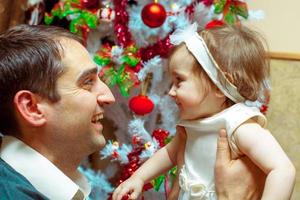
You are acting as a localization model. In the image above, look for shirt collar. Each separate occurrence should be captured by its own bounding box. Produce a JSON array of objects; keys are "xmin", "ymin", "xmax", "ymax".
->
[{"xmin": 0, "ymin": 136, "xmax": 91, "ymax": 200}]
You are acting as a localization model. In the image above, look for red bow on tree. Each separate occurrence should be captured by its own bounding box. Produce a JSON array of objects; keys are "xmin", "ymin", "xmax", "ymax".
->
[{"xmin": 214, "ymin": 0, "xmax": 248, "ymax": 25}]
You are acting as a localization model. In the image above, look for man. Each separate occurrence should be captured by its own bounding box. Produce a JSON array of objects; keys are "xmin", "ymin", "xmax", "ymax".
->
[
  {"xmin": 214, "ymin": 130, "xmax": 266, "ymax": 200},
  {"xmin": 0, "ymin": 25, "xmax": 115, "ymax": 199},
  {"xmin": 0, "ymin": 25, "xmax": 261, "ymax": 200}
]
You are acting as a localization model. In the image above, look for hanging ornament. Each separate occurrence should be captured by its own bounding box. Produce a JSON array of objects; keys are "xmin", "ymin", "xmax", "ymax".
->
[
  {"xmin": 98, "ymin": 7, "xmax": 115, "ymax": 21},
  {"xmin": 129, "ymin": 95, "xmax": 154, "ymax": 115},
  {"xmin": 129, "ymin": 74, "xmax": 154, "ymax": 115},
  {"xmin": 141, "ymin": 2, "xmax": 167, "ymax": 28}
]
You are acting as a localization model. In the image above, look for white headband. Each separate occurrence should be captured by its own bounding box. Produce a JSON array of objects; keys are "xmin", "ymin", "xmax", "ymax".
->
[{"xmin": 170, "ymin": 23, "xmax": 245, "ymax": 103}]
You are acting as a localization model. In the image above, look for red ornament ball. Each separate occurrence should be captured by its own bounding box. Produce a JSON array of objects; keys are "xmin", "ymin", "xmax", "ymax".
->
[
  {"xmin": 141, "ymin": 2, "xmax": 167, "ymax": 28},
  {"xmin": 129, "ymin": 95, "xmax": 154, "ymax": 115},
  {"xmin": 80, "ymin": 0, "xmax": 99, "ymax": 10}
]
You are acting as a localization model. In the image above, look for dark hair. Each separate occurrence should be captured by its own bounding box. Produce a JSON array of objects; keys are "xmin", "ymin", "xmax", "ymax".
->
[{"xmin": 0, "ymin": 25, "xmax": 82, "ymax": 134}]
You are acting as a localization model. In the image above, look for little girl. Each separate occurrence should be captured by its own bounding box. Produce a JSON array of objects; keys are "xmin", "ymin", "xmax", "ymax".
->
[{"xmin": 113, "ymin": 24, "xmax": 295, "ymax": 200}]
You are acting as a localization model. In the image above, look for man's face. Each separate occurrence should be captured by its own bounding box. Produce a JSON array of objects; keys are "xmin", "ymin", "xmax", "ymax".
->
[{"xmin": 46, "ymin": 39, "xmax": 115, "ymax": 156}]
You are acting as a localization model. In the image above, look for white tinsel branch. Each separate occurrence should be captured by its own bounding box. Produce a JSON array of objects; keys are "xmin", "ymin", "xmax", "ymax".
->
[{"xmin": 128, "ymin": 118, "xmax": 152, "ymax": 141}]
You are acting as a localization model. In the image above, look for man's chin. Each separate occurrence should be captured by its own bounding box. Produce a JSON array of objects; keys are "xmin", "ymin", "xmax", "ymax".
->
[{"xmin": 94, "ymin": 135, "xmax": 106, "ymax": 149}]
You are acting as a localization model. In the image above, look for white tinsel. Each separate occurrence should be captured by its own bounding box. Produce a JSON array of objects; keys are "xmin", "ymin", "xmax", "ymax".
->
[
  {"xmin": 139, "ymin": 139, "xmax": 160, "ymax": 160},
  {"xmin": 79, "ymin": 167, "xmax": 114, "ymax": 200},
  {"xmin": 100, "ymin": 141, "xmax": 133, "ymax": 164},
  {"xmin": 128, "ymin": 118, "xmax": 152, "ymax": 141},
  {"xmin": 148, "ymin": 94, "xmax": 161, "ymax": 106},
  {"xmin": 248, "ymin": 10, "xmax": 265, "ymax": 20},
  {"xmin": 138, "ymin": 56, "xmax": 163, "ymax": 82},
  {"xmin": 168, "ymin": 12, "xmax": 191, "ymax": 31},
  {"xmin": 193, "ymin": 2, "xmax": 215, "ymax": 29},
  {"xmin": 158, "ymin": 95, "xmax": 179, "ymax": 136},
  {"xmin": 118, "ymin": 143, "xmax": 133, "ymax": 164}
]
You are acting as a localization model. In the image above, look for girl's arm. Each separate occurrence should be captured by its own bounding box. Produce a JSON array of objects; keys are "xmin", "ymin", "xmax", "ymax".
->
[
  {"xmin": 235, "ymin": 122, "xmax": 296, "ymax": 200},
  {"xmin": 112, "ymin": 126, "xmax": 185, "ymax": 200}
]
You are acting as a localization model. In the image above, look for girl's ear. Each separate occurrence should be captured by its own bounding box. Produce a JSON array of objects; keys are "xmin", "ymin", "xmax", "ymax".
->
[
  {"xmin": 14, "ymin": 90, "xmax": 47, "ymax": 127},
  {"xmin": 214, "ymin": 87, "xmax": 225, "ymax": 98},
  {"xmin": 214, "ymin": 72, "xmax": 234, "ymax": 98}
]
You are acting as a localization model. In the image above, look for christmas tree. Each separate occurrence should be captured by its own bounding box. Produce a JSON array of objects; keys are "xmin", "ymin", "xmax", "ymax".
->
[{"xmin": 25, "ymin": 0, "xmax": 266, "ymax": 199}]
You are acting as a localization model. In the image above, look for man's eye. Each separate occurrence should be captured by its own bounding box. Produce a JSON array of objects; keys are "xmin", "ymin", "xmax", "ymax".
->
[
  {"xmin": 83, "ymin": 78, "xmax": 94, "ymax": 85},
  {"xmin": 81, "ymin": 78, "xmax": 95, "ymax": 90}
]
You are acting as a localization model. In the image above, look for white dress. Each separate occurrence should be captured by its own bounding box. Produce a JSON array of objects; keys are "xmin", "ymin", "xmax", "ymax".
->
[{"xmin": 178, "ymin": 103, "xmax": 266, "ymax": 200}]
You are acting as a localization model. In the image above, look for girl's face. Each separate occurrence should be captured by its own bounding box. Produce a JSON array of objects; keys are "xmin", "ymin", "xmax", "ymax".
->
[{"xmin": 168, "ymin": 46, "xmax": 226, "ymax": 120}]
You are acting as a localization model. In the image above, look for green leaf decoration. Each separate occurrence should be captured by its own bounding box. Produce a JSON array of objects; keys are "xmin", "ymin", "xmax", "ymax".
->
[{"xmin": 93, "ymin": 55, "xmax": 111, "ymax": 66}]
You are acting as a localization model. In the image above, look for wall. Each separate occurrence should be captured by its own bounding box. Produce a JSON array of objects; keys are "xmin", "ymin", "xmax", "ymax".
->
[
  {"xmin": 245, "ymin": 2, "xmax": 300, "ymax": 198},
  {"xmin": 246, "ymin": 0, "xmax": 300, "ymax": 54},
  {"xmin": 266, "ymin": 60, "xmax": 300, "ymax": 199}
]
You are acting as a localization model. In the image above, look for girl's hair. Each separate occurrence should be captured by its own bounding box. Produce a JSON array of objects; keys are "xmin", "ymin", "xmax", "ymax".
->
[{"xmin": 200, "ymin": 25, "xmax": 270, "ymax": 101}]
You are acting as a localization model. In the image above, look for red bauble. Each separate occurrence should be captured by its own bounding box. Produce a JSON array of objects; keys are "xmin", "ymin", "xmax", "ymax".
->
[
  {"xmin": 80, "ymin": 0, "xmax": 99, "ymax": 9},
  {"xmin": 129, "ymin": 95, "xmax": 154, "ymax": 115},
  {"xmin": 141, "ymin": 3, "xmax": 167, "ymax": 28}
]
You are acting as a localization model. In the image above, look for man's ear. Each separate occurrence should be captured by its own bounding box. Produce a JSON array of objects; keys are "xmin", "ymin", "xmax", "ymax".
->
[{"xmin": 14, "ymin": 90, "xmax": 46, "ymax": 127}]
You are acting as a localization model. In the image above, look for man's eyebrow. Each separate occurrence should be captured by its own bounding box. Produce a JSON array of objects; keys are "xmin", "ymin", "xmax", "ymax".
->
[{"xmin": 76, "ymin": 67, "xmax": 98, "ymax": 83}]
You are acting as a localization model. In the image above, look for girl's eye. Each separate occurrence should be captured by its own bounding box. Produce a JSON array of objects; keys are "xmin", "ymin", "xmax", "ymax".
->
[{"xmin": 175, "ymin": 76, "xmax": 182, "ymax": 84}]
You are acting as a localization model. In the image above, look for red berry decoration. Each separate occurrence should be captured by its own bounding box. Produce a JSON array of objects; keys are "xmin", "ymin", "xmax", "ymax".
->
[
  {"xmin": 141, "ymin": 2, "xmax": 167, "ymax": 28},
  {"xmin": 205, "ymin": 20, "xmax": 225, "ymax": 29},
  {"xmin": 152, "ymin": 129, "xmax": 170, "ymax": 147},
  {"xmin": 129, "ymin": 95, "xmax": 154, "ymax": 115}
]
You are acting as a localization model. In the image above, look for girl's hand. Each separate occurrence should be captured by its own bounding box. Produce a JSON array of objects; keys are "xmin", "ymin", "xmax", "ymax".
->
[{"xmin": 112, "ymin": 175, "xmax": 144, "ymax": 200}]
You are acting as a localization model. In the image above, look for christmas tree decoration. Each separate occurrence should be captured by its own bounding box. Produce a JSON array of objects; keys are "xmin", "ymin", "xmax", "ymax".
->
[
  {"xmin": 39, "ymin": 1, "xmax": 265, "ymax": 199},
  {"xmin": 205, "ymin": 19, "xmax": 225, "ymax": 29},
  {"xmin": 152, "ymin": 129, "xmax": 170, "ymax": 147},
  {"xmin": 113, "ymin": 0, "xmax": 133, "ymax": 47},
  {"xmin": 141, "ymin": 2, "xmax": 167, "ymax": 28},
  {"xmin": 98, "ymin": 7, "xmax": 115, "ymax": 21},
  {"xmin": 214, "ymin": 0, "xmax": 248, "ymax": 25},
  {"xmin": 94, "ymin": 44, "xmax": 141, "ymax": 97},
  {"xmin": 80, "ymin": 0, "xmax": 99, "ymax": 10},
  {"xmin": 139, "ymin": 35, "xmax": 173, "ymax": 61},
  {"xmin": 44, "ymin": 0, "xmax": 99, "ymax": 43},
  {"xmin": 129, "ymin": 95, "xmax": 154, "ymax": 116}
]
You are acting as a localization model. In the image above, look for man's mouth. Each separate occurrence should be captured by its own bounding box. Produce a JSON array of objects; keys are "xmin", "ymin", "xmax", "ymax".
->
[{"xmin": 91, "ymin": 113, "xmax": 104, "ymax": 123}]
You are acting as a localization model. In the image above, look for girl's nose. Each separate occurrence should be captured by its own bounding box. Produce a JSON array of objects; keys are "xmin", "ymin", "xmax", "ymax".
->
[{"xmin": 168, "ymin": 85, "xmax": 176, "ymax": 98}]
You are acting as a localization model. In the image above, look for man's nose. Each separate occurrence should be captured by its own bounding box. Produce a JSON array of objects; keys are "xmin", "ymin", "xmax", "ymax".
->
[{"xmin": 97, "ymin": 81, "xmax": 115, "ymax": 105}]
